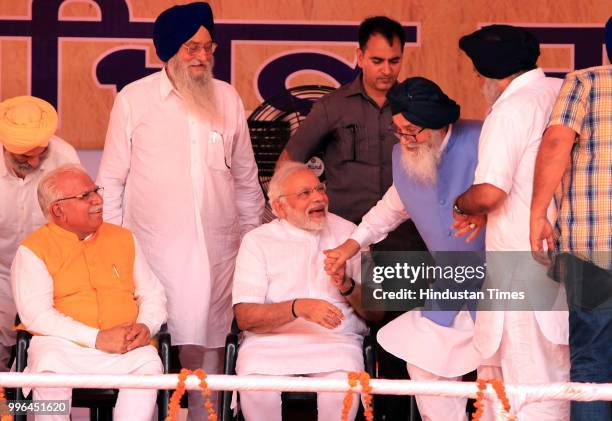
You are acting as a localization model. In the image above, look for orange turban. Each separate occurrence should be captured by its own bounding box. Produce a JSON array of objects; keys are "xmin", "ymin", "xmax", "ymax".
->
[{"xmin": 0, "ymin": 96, "xmax": 58, "ymax": 154}]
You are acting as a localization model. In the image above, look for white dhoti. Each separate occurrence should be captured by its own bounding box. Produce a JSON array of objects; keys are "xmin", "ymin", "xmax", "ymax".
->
[
  {"xmin": 378, "ymin": 309, "xmax": 490, "ymax": 421},
  {"xmin": 492, "ymin": 311, "xmax": 570, "ymax": 420},
  {"xmin": 378, "ymin": 310, "xmax": 480, "ymax": 377},
  {"xmin": 475, "ymin": 257, "xmax": 570, "ymax": 420},
  {"xmin": 26, "ymin": 336, "xmax": 162, "ymax": 421}
]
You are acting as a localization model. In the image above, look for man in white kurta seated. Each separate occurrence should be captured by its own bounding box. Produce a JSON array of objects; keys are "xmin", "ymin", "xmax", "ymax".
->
[
  {"xmin": 232, "ymin": 162, "xmax": 380, "ymax": 421},
  {"xmin": 10, "ymin": 164, "xmax": 167, "ymax": 421}
]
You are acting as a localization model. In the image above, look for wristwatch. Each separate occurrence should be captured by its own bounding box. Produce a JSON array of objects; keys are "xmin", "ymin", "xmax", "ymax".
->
[
  {"xmin": 340, "ymin": 278, "xmax": 356, "ymax": 296},
  {"xmin": 453, "ymin": 199, "xmax": 466, "ymax": 215}
]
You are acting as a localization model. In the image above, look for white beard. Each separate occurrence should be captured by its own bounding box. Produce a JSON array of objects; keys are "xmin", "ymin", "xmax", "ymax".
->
[
  {"xmin": 3, "ymin": 150, "xmax": 44, "ymax": 178},
  {"xmin": 400, "ymin": 134, "xmax": 444, "ymax": 185},
  {"xmin": 168, "ymin": 55, "xmax": 220, "ymax": 126},
  {"xmin": 284, "ymin": 201, "xmax": 328, "ymax": 231},
  {"xmin": 481, "ymin": 77, "xmax": 503, "ymax": 109}
]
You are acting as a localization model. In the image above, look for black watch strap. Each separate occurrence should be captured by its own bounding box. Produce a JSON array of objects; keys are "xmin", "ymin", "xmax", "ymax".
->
[{"xmin": 340, "ymin": 278, "xmax": 356, "ymax": 296}]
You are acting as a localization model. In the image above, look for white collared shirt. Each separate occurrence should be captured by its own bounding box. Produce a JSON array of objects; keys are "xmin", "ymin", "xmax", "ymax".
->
[
  {"xmin": 232, "ymin": 213, "xmax": 368, "ymax": 375},
  {"xmin": 474, "ymin": 69, "xmax": 561, "ymax": 251},
  {"xmin": 0, "ymin": 136, "xmax": 79, "ymax": 294}
]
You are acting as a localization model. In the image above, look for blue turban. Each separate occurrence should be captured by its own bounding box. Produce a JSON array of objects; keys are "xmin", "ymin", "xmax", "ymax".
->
[
  {"xmin": 387, "ymin": 77, "xmax": 460, "ymax": 130},
  {"xmin": 606, "ymin": 17, "xmax": 612, "ymax": 62},
  {"xmin": 153, "ymin": 2, "xmax": 214, "ymax": 62}
]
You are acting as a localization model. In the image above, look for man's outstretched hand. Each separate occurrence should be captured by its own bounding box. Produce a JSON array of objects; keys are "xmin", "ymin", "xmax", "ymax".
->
[{"xmin": 323, "ymin": 239, "xmax": 360, "ymax": 276}]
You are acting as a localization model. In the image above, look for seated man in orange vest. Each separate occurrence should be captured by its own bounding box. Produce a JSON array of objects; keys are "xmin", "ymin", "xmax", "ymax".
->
[{"xmin": 10, "ymin": 164, "xmax": 168, "ymax": 421}]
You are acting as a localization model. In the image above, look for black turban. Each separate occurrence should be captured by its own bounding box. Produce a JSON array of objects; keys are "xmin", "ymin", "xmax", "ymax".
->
[
  {"xmin": 459, "ymin": 25, "xmax": 540, "ymax": 79},
  {"xmin": 387, "ymin": 77, "xmax": 460, "ymax": 129},
  {"xmin": 153, "ymin": 2, "xmax": 214, "ymax": 62},
  {"xmin": 606, "ymin": 17, "xmax": 612, "ymax": 62}
]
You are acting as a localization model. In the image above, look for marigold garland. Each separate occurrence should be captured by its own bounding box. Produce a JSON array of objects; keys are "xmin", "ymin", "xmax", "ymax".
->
[
  {"xmin": 165, "ymin": 368, "xmax": 217, "ymax": 421},
  {"xmin": 341, "ymin": 371, "xmax": 374, "ymax": 421},
  {"xmin": 471, "ymin": 378, "xmax": 515, "ymax": 421},
  {"xmin": 0, "ymin": 386, "xmax": 13, "ymax": 421}
]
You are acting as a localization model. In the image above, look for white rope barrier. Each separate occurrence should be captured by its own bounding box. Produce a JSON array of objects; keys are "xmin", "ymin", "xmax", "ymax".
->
[{"xmin": 2, "ymin": 372, "xmax": 612, "ymax": 405}]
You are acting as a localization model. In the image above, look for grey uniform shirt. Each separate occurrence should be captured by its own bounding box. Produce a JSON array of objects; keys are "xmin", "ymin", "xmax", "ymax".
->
[
  {"xmin": 285, "ymin": 76, "xmax": 426, "ymax": 252},
  {"xmin": 286, "ymin": 76, "xmax": 396, "ymax": 223}
]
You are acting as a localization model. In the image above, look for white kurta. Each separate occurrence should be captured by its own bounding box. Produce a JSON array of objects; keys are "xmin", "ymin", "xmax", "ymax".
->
[
  {"xmin": 471, "ymin": 68, "xmax": 568, "ymax": 359},
  {"xmin": 350, "ymin": 185, "xmax": 482, "ymax": 377},
  {"xmin": 0, "ymin": 136, "xmax": 79, "ymax": 366},
  {"xmin": 232, "ymin": 214, "xmax": 368, "ymax": 376},
  {"xmin": 97, "ymin": 69, "xmax": 264, "ymax": 347},
  {"xmin": 10, "ymin": 232, "xmax": 167, "ymax": 394}
]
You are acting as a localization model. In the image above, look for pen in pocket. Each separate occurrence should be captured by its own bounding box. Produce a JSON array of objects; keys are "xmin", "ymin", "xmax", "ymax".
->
[
  {"xmin": 112, "ymin": 264, "xmax": 120, "ymax": 278},
  {"xmin": 344, "ymin": 124, "xmax": 357, "ymax": 160}
]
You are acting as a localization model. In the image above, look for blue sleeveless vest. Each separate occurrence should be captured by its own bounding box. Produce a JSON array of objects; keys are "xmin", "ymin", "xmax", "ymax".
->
[{"xmin": 392, "ymin": 120, "xmax": 485, "ymax": 325}]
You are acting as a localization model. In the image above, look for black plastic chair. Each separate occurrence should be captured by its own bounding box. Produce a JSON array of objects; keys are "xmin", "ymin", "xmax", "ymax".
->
[
  {"xmin": 14, "ymin": 321, "xmax": 171, "ymax": 421},
  {"xmin": 220, "ymin": 318, "xmax": 377, "ymax": 421}
]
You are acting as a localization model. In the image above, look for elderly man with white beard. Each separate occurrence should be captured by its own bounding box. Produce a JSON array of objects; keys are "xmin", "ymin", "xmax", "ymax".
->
[
  {"xmin": 324, "ymin": 77, "xmax": 497, "ymax": 421},
  {"xmin": 232, "ymin": 162, "xmax": 380, "ymax": 421},
  {"xmin": 97, "ymin": 2, "xmax": 263, "ymax": 419}
]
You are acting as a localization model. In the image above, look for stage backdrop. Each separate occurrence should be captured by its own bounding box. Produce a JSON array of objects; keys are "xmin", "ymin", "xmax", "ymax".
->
[{"xmin": 0, "ymin": 0, "xmax": 610, "ymax": 150}]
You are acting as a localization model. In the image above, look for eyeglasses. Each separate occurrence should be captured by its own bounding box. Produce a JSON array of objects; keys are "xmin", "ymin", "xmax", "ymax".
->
[
  {"xmin": 182, "ymin": 42, "xmax": 218, "ymax": 56},
  {"xmin": 53, "ymin": 186, "xmax": 104, "ymax": 203},
  {"xmin": 390, "ymin": 124, "xmax": 426, "ymax": 141},
  {"xmin": 278, "ymin": 182, "xmax": 327, "ymax": 200}
]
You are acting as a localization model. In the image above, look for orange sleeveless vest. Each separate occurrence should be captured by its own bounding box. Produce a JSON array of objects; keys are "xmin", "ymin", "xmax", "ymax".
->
[{"xmin": 22, "ymin": 223, "xmax": 139, "ymax": 330}]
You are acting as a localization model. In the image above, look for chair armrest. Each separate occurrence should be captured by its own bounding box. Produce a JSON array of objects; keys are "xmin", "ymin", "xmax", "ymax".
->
[
  {"xmin": 155, "ymin": 324, "xmax": 171, "ymax": 374},
  {"xmin": 224, "ymin": 317, "xmax": 241, "ymax": 375},
  {"xmin": 363, "ymin": 333, "xmax": 376, "ymax": 378},
  {"xmin": 220, "ymin": 318, "xmax": 241, "ymax": 421},
  {"xmin": 154, "ymin": 324, "xmax": 171, "ymax": 421},
  {"xmin": 15, "ymin": 329, "xmax": 32, "ymax": 373},
  {"xmin": 230, "ymin": 317, "xmax": 241, "ymax": 336}
]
